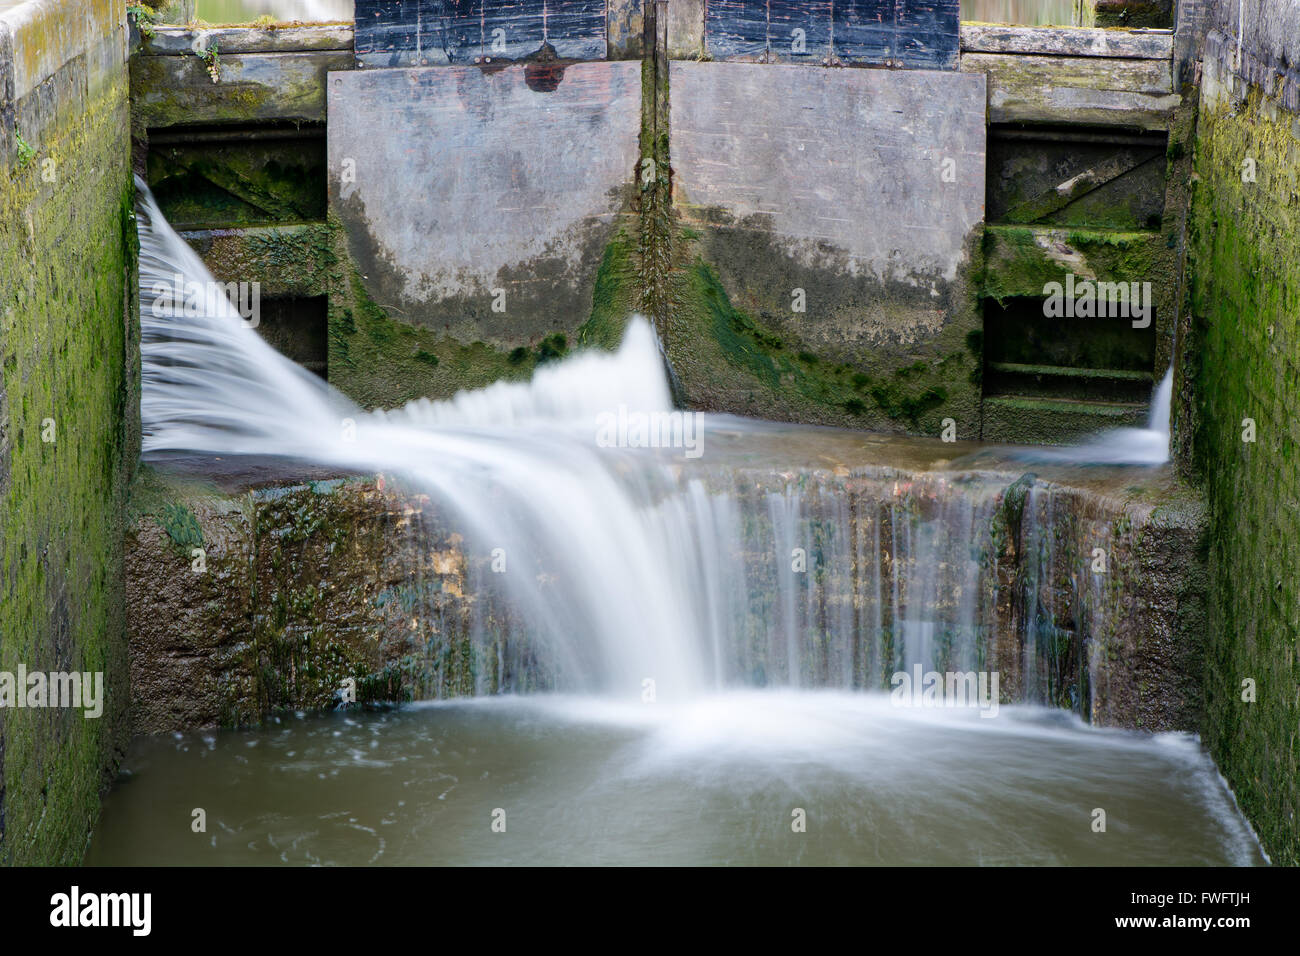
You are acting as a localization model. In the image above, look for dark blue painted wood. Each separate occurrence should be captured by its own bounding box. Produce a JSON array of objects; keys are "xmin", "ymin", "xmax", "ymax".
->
[
  {"xmin": 704, "ymin": 0, "xmax": 769, "ymax": 60},
  {"xmin": 354, "ymin": 0, "xmax": 420, "ymax": 65},
  {"xmin": 354, "ymin": 0, "xmax": 606, "ymax": 66},
  {"xmin": 705, "ymin": 0, "xmax": 959, "ymax": 69},
  {"xmin": 546, "ymin": 0, "xmax": 608, "ymax": 59},
  {"xmin": 445, "ymin": 0, "xmax": 485, "ymax": 62},
  {"xmin": 832, "ymin": 0, "xmax": 894, "ymax": 64},
  {"xmin": 892, "ymin": 0, "xmax": 960, "ymax": 69},
  {"xmin": 769, "ymin": 0, "xmax": 831, "ymax": 61}
]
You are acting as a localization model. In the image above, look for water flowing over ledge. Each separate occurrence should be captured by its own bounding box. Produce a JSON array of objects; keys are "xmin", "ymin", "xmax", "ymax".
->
[{"xmin": 133, "ymin": 177, "xmax": 1202, "ymax": 731}]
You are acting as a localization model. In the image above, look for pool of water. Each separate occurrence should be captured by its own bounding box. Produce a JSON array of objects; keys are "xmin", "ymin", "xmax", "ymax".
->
[{"xmin": 87, "ymin": 691, "xmax": 1264, "ymax": 866}]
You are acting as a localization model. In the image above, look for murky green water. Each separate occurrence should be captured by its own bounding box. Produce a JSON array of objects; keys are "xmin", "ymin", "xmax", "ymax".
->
[
  {"xmin": 961, "ymin": 0, "xmax": 1077, "ymax": 25},
  {"xmin": 88, "ymin": 692, "xmax": 1264, "ymax": 866}
]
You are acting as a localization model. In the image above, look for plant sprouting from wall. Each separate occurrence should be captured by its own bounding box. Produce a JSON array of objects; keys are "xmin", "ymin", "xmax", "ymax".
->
[
  {"xmin": 191, "ymin": 39, "xmax": 221, "ymax": 83},
  {"xmin": 128, "ymin": 4, "xmax": 160, "ymax": 40},
  {"xmin": 15, "ymin": 130, "xmax": 35, "ymax": 169}
]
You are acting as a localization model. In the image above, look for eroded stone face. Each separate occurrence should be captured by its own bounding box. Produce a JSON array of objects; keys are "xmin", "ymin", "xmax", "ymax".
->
[
  {"xmin": 127, "ymin": 470, "xmax": 482, "ymax": 731},
  {"xmin": 126, "ymin": 452, "xmax": 1205, "ymax": 736}
]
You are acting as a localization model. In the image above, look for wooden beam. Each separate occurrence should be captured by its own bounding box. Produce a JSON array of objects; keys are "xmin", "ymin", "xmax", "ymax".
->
[{"xmin": 1002, "ymin": 149, "xmax": 1157, "ymax": 223}]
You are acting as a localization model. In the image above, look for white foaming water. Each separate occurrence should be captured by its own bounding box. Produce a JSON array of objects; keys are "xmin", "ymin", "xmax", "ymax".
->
[
  {"xmin": 1013, "ymin": 367, "xmax": 1173, "ymax": 465},
  {"xmin": 139, "ymin": 180, "xmax": 718, "ymax": 698},
  {"xmin": 122, "ymin": 184, "xmax": 1268, "ymax": 867},
  {"xmin": 136, "ymin": 179, "xmax": 1167, "ymax": 701}
]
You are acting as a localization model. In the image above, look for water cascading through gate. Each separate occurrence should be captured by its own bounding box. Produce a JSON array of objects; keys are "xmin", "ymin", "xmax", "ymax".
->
[{"xmin": 136, "ymin": 179, "xmax": 1163, "ymax": 708}]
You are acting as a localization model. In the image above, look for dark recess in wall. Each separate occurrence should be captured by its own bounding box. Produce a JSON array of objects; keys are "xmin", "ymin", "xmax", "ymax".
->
[
  {"xmin": 254, "ymin": 296, "xmax": 329, "ymax": 379},
  {"xmin": 146, "ymin": 122, "xmax": 327, "ymax": 230},
  {"xmin": 983, "ymin": 296, "xmax": 1156, "ymax": 403}
]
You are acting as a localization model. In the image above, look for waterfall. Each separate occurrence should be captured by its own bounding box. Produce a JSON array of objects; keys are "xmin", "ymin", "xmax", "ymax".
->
[
  {"xmin": 1009, "ymin": 367, "xmax": 1174, "ymax": 465},
  {"xmin": 135, "ymin": 180, "xmax": 1133, "ymax": 711}
]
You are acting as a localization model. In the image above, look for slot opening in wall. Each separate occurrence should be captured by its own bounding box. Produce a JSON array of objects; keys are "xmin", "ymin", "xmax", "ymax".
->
[
  {"xmin": 253, "ymin": 296, "xmax": 329, "ymax": 380},
  {"xmin": 982, "ymin": 295, "xmax": 1157, "ymax": 405},
  {"xmin": 145, "ymin": 122, "xmax": 327, "ymax": 230}
]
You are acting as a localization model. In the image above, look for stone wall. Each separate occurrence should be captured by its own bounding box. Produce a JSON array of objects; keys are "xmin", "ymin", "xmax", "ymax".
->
[
  {"xmin": 0, "ymin": 0, "xmax": 134, "ymax": 864},
  {"xmin": 127, "ymin": 454, "xmax": 1206, "ymax": 734},
  {"xmin": 1188, "ymin": 0, "xmax": 1300, "ymax": 865},
  {"xmin": 125, "ymin": 464, "xmax": 483, "ymax": 730}
]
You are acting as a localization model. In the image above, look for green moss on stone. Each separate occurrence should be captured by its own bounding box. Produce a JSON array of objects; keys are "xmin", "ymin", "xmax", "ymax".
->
[
  {"xmin": 1, "ymin": 74, "xmax": 133, "ymax": 865},
  {"xmin": 326, "ymin": 251, "xmax": 538, "ymax": 410},
  {"xmin": 1188, "ymin": 71, "xmax": 1300, "ymax": 866}
]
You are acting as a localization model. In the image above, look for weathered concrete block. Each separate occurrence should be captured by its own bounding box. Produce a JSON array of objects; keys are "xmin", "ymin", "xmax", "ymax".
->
[
  {"xmin": 328, "ymin": 60, "xmax": 641, "ymax": 347},
  {"xmin": 668, "ymin": 61, "xmax": 985, "ymax": 433},
  {"xmin": 0, "ymin": 0, "xmax": 127, "ymax": 143},
  {"xmin": 0, "ymin": 0, "xmax": 122, "ymax": 101}
]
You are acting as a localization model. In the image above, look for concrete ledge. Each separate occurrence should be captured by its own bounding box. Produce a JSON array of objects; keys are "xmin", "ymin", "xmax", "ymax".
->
[
  {"xmin": 961, "ymin": 49, "xmax": 1179, "ymax": 129},
  {"xmin": 981, "ymin": 224, "xmax": 1168, "ymax": 300},
  {"xmin": 0, "ymin": 0, "xmax": 124, "ymax": 102},
  {"xmin": 959, "ymin": 24, "xmax": 1172, "ymax": 59},
  {"xmin": 142, "ymin": 23, "xmax": 354, "ymax": 55},
  {"xmin": 131, "ymin": 48, "xmax": 353, "ymax": 127},
  {"xmin": 982, "ymin": 395, "xmax": 1147, "ymax": 445},
  {"xmin": 177, "ymin": 224, "xmax": 335, "ymax": 299},
  {"xmin": 1, "ymin": 0, "xmax": 128, "ymax": 165}
]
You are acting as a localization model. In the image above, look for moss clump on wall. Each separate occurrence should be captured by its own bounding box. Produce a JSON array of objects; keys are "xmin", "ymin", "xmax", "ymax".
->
[
  {"xmin": 1188, "ymin": 56, "xmax": 1300, "ymax": 866},
  {"xmin": 578, "ymin": 229, "xmax": 641, "ymax": 350},
  {"xmin": 672, "ymin": 253, "xmax": 976, "ymax": 433},
  {"xmin": 981, "ymin": 225, "xmax": 1172, "ymax": 306},
  {"xmin": 0, "ymin": 71, "xmax": 134, "ymax": 863},
  {"xmin": 326, "ymin": 267, "xmax": 542, "ymax": 410},
  {"xmin": 576, "ymin": 230, "xmax": 980, "ymax": 434},
  {"xmin": 186, "ymin": 223, "xmax": 335, "ymax": 299}
]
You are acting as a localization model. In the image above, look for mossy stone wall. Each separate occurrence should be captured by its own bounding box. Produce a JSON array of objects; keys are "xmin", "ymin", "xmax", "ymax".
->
[
  {"xmin": 0, "ymin": 0, "xmax": 135, "ymax": 865},
  {"xmin": 1188, "ymin": 4, "xmax": 1300, "ymax": 865}
]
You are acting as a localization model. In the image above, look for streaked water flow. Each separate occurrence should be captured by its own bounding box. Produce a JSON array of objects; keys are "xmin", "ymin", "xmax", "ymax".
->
[{"xmin": 100, "ymin": 181, "xmax": 1262, "ymax": 866}]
